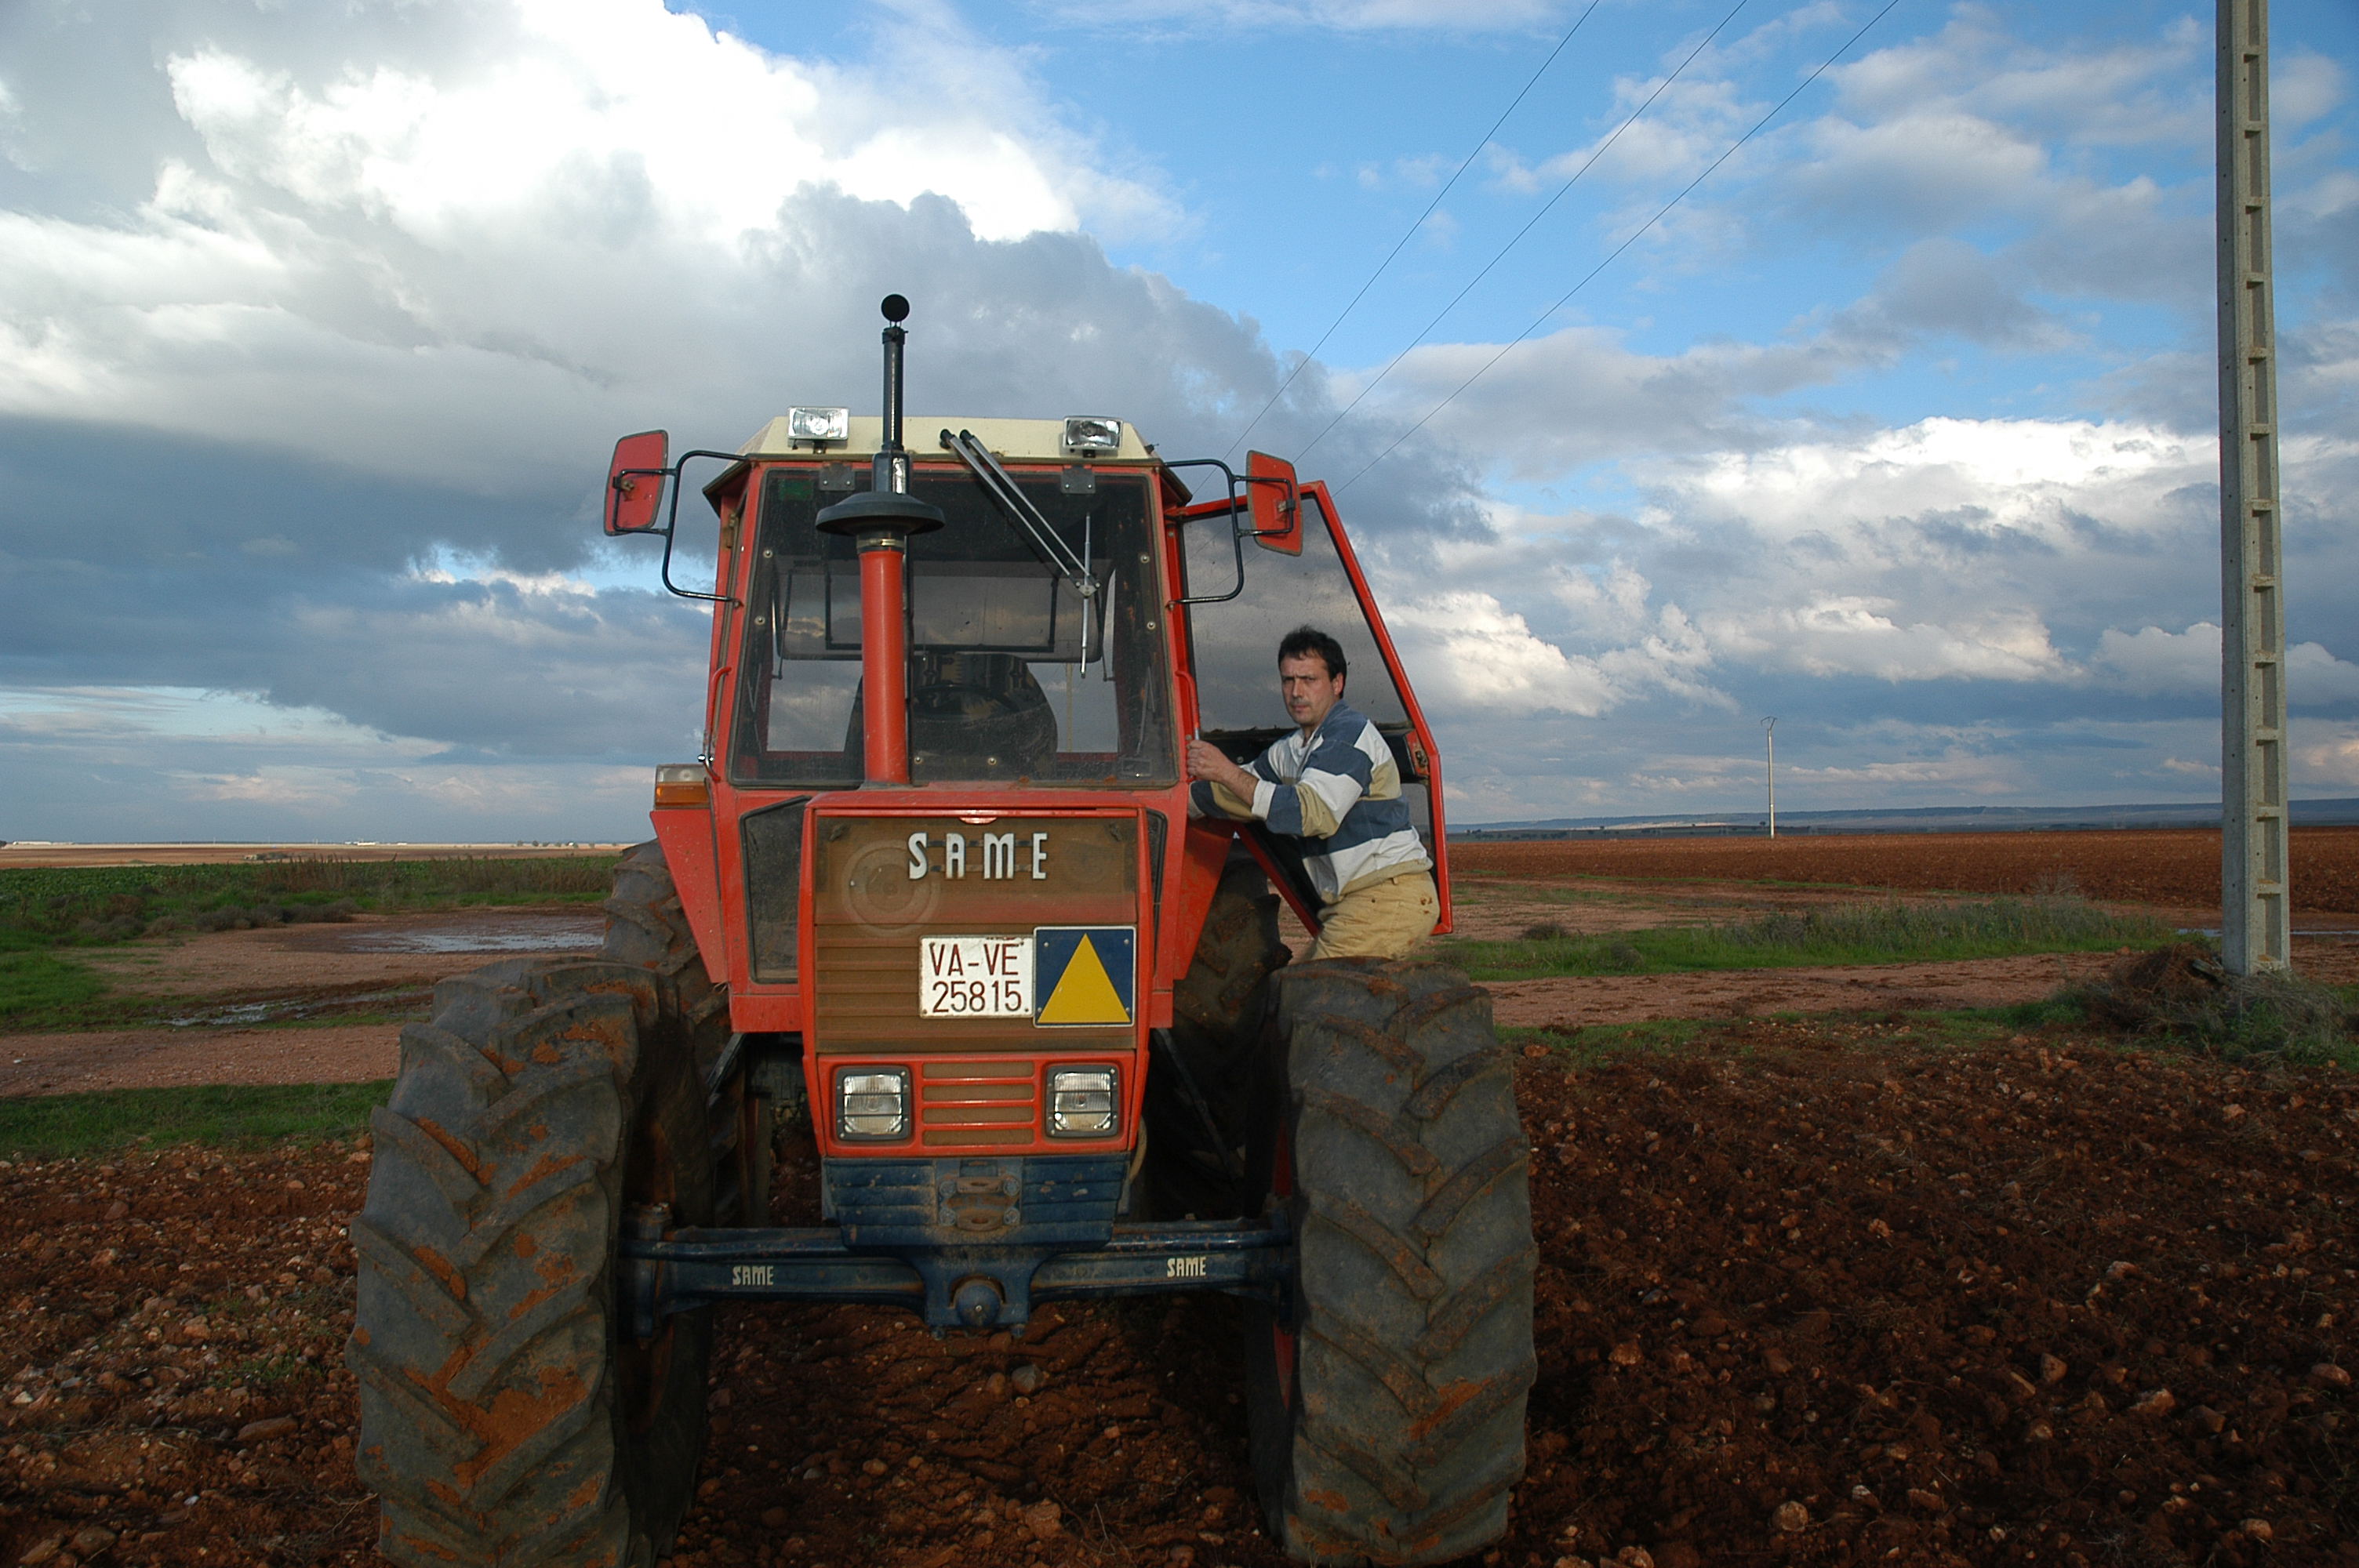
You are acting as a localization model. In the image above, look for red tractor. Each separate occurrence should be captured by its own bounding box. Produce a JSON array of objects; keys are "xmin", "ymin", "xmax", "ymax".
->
[{"xmin": 349, "ymin": 296, "xmax": 1535, "ymax": 1566}]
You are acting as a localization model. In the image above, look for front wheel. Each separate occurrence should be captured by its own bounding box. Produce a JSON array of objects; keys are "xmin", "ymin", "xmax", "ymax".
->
[
  {"xmin": 347, "ymin": 958, "xmax": 713, "ymax": 1567},
  {"xmin": 1245, "ymin": 957, "xmax": 1537, "ymax": 1566}
]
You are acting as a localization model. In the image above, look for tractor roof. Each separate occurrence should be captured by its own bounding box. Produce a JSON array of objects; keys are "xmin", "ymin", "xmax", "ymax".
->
[{"xmin": 738, "ymin": 416, "xmax": 1157, "ymax": 465}]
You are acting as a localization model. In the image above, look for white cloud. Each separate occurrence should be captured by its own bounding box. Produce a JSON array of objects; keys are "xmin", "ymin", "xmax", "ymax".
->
[
  {"xmin": 0, "ymin": 0, "xmax": 1190, "ymax": 486},
  {"xmin": 1039, "ymin": 0, "xmax": 1563, "ymax": 31},
  {"xmin": 2276, "ymin": 50, "xmax": 2350, "ymax": 130},
  {"xmin": 2095, "ymin": 622, "xmax": 2359, "ymax": 704},
  {"xmin": 2299, "ymin": 728, "xmax": 2359, "ymax": 790},
  {"xmin": 1387, "ymin": 591, "xmax": 1616, "ymax": 716},
  {"xmin": 1707, "ymin": 597, "xmax": 2068, "ymax": 683}
]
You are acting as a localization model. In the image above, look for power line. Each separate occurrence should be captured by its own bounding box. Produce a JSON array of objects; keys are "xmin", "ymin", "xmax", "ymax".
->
[
  {"xmin": 1335, "ymin": 0, "xmax": 1907, "ymax": 494},
  {"xmin": 1222, "ymin": 0, "xmax": 1605, "ymax": 461},
  {"xmin": 1294, "ymin": 0, "xmax": 1752, "ymax": 466}
]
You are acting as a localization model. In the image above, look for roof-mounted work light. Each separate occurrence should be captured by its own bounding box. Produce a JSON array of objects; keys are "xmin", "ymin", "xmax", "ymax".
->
[
  {"xmin": 1061, "ymin": 416, "xmax": 1123, "ymax": 457},
  {"xmin": 787, "ymin": 406, "xmax": 849, "ymax": 445}
]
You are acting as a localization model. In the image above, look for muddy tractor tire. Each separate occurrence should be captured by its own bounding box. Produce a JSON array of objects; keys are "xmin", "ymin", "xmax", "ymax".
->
[
  {"xmin": 604, "ymin": 840, "xmax": 768, "ymax": 1224},
  {"xmin": 1143, "ymin": 852, "xmax": 1290, "ymax": 1218},
  {"xmin": 1245, "ymin": 957, "xmax": 1536, "ymax": 1566},
  {"xmin": 347, "ymin": 958, "xmax": 714, "ymax": 1568}
]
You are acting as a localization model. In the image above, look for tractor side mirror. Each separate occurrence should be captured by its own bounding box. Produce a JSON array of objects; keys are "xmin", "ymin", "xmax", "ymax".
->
[
  {"xmin": 1245, "ymin": 451, "xmax": 1303, "ymax": 555},
  {"xmin": 605, "ymin": 430, "xmax": 671, "ymax": 535}
]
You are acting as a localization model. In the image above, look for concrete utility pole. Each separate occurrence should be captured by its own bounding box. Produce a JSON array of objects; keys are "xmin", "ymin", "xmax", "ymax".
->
[
  {"xmin": 2217, "ymin": 0, "xmax": 2292, "ymax": 974},
  {"xmin": 1762, "ymin": 717, "xmax": 1777, "ymax": 839}
]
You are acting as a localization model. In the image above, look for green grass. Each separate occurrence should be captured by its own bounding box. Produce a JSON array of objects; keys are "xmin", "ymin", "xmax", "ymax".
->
[
  {"xmin": 1503, "ymin": 996, "xmax": 2098, "ymax": 1070},
  {"xmin": 0, "ymin": 1080, "xmax": 392, "ymax": 1157},
  {"xmin": 1502, "ymin": 1019, "xmax": 1711, "ymax": 1068},
  {"xmin": 1441, "ymin": 896, "xmax": 2169, "ymax": 982},
  {"xmin": 0, "ymin": 950, "xmax": 109, "ymax": 1025},
  {"xmin": 0, "ymin": 855, "xmax": 620, "ymax": 950}
]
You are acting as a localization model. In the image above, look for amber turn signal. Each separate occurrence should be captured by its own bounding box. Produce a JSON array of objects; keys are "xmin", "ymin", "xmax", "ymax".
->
[{"xmin": 652, "ymin": 764, "xmax": 711, "ymax": 808}]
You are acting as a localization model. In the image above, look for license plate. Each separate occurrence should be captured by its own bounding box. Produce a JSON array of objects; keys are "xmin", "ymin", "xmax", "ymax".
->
[{"xmin": 918, "ymin": 936, "xmax": 1034, "ymax": 1017}]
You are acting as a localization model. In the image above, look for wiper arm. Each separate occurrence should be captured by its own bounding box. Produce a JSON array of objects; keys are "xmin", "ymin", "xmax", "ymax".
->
[{"xmin": 938, "ymin": 428, "xmax": 1093, "ymax": 589}]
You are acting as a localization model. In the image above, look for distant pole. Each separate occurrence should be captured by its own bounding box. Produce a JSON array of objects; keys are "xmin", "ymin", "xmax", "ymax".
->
[
  {"xmin": 2218, "ymin": 0, "xmax": 2291, "ymax": 974},
  {"xmin": 1763, "ymin": 717, "xmax": 1778, "ymax": 839}
]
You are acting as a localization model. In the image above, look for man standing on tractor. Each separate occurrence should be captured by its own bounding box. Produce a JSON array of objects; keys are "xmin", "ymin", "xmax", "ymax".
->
[{"xmin": 1185, "ymin": 626, "xmax": 1441, "ymax": 959}]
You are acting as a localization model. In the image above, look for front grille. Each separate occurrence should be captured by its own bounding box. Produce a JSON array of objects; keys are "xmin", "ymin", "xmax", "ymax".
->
[{"xmin": 921, "ymin": 1059, "xmax": 1037, "ymax": 1147}]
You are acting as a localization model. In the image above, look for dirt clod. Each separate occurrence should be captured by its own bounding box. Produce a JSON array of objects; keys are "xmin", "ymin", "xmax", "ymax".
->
[{"xmin": 1770, "ymin": 1500, "xmax": 1808, "ymax": 1532}]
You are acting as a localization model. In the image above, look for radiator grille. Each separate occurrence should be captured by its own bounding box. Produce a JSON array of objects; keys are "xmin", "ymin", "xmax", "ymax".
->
[{"xmin": 920, "ymin": 1059, "xmax": 1038, "ymax": 1148}]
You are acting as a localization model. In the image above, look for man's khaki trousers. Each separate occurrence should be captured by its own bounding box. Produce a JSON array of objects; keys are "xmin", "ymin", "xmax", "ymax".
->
[{"xmin": 1307, "ymin": 869, "xmax": 1440, "ymax": 960}]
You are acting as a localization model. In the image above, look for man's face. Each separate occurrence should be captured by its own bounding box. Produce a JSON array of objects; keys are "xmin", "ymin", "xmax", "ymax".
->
[{"xmin": 1279, "ymin": 652, "xmax": 1345, "ymax": 732}]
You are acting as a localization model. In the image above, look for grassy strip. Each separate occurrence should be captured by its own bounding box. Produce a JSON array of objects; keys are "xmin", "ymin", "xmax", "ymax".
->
[
  {"xmin": 1441, "ymin": 896, "xmax": 2169, "ymax": 982},
  {"xmin": 1501, "ymin": 998, "xmax": 2090, "ymax": 1068},
  {"xmin": 0, "ymin": 951, "xmax": 109, "ymax": 1026},
  {"xmin": 0, "ymin": 1080, "xmax": 392, "ymax": 1157},
  {"xmin": 2, "ymin": 964, "xmax": 434, "ymax": 1033},
  {"xmin": 0, "ymin": 854, "xmax": 620, "ymax": 949}
]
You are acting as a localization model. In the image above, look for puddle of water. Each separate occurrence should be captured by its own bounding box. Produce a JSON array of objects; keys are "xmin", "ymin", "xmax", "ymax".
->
[
  {"xmin": 343, "ymin": 916, "xmax": 605, "ymax": 954},
  {"xmin": 170, "ymin": 986, "xmax": 427, "ymax": 1029}
]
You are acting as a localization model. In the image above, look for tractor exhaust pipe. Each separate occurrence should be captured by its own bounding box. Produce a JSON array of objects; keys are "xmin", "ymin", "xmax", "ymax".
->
[{"xmin": 816, "ymin": 293, "xmax": 943, "ymax": 786}]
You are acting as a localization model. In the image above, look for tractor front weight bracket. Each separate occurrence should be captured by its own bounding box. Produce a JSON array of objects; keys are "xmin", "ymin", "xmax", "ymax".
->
[{"xmin": 619, "ymin": 1211, "xmax": 1293, "ymax": 1336}]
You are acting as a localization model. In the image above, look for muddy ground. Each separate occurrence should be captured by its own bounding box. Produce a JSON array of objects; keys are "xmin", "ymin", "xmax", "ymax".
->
[{"xmin": 2, "ymin": 1022, "xmax": 2353, "ymax": 1568}]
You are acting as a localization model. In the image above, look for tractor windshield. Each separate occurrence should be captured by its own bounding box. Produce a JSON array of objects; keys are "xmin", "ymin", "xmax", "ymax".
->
[{"xmin": 729, "ymin": 466, "xmax": 1176, "ymax": 788}]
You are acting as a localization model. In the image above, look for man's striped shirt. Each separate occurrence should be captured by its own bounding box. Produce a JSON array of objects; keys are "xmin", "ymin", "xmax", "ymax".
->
[{"xmin": 1188, "ymin": 700, "xmax": 1431, "ymax": 904}]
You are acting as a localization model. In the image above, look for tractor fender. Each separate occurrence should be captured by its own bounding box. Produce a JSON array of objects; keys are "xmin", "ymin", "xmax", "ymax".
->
[{"xmin": 649, "ymin": 806, "xmax": 730, "ymax": 987}]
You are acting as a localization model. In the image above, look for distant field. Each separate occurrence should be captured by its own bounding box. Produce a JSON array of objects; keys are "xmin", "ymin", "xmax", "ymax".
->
[
  {"xmin": 1452, "ymin": 826, "xmax": 2359, "ymax": 913},
  {"xmin": 0, "ymin": 854, "xmax": 622, "ymax": 955},
  {"xmin": 0, "ymin": 841, "xmax": 628, "ymax": 868}
]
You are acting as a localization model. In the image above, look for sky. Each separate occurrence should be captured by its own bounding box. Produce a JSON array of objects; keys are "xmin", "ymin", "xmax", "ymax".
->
[{"xmin": 1, "ymin": 0, "xmax": 2355, "ymax": 840}]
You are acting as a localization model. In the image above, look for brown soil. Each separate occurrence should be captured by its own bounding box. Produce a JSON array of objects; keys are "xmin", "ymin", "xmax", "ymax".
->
[
  {"xmin": 1478, "ymin": 939, "xmax": 2359, "ymax": 1031},
  {"xmin": 1453, "ymin": 828, "xmax": 2359, "ymax": 913},
  {"xmin": 0, "ymin": 1027, "xmax": 402, "ymax": 1098},
  {"xmin": 2, "ymin": 1029, "xmax": 2353, "ymax": 1567}
]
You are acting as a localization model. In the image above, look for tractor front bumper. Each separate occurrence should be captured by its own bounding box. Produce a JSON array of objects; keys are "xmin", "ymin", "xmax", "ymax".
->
[{"xmin": 618, "ymin": 1152, "xmax": 1289, "ymax": 1333}]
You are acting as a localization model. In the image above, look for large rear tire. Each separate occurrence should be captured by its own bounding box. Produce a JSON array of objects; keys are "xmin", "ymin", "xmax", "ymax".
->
[
  {"xmin": 1143, "ymin": 852, "xmax": 1290, "ymax": 1218},
  {"xmin": 1245, "ymin": 957, "xmax": 1536, "ymax": 1566},
  {"xmin": 347, "ymin": 958, "xmax": 714, "ymax": 1567}
]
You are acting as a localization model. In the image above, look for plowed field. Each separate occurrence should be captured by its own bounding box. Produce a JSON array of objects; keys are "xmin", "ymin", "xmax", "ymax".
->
[
  {"xmin": 1452, "ymin": 828, "xmax": 2359, "ymax": 913},
  {"xmin": 3, "ymin": 1028, "xmax": 2354, "ymax": 1568}
]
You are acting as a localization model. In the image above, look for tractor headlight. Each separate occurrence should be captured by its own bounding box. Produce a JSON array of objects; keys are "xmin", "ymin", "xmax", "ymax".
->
[
  {"xmin": 836, "ymin": 1068, "xmax": 911, "ymax": 1141},
  {"xmin": 788, "ymin": 405, "xmax": 851, "ymax": 444},
  {"xmin": 1047, "ymin": 1065, "xmax": 1118, "ymax": 1137},
  {"xmin": 1061, "ymin": 416, "xmax": 1122, "ymax": 457}
]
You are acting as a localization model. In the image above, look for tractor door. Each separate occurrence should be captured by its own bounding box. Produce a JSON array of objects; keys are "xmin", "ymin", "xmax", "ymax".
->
[{"xmin": 1176, "ymin": 477, "xmax": 1453, "ymax": 934}]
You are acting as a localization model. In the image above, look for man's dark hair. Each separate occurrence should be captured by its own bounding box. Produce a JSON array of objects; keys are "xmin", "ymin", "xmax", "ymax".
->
[{"xmin": 1278, "ymin": 626, "xmax": 1347, "ymax": 681}]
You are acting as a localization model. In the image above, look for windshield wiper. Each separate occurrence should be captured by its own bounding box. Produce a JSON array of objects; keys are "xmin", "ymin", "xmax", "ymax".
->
[{"xmin": 938, "ymin": 428, "xmax": 1094, "ymax": 590}]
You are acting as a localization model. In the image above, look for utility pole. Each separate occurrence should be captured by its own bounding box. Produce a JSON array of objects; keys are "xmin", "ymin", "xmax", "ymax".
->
[
  {"xmin": 2218, "ymin": 0, "xmax": 2291, "ymax": 974},
  {"xmin": 1763, "ymin": 717, "xmax": 1777, "ymax": 839}
]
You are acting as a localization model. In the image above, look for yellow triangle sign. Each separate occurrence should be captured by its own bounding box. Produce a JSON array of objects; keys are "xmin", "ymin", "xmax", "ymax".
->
[{"xmin": 1038, "ymin": 935, "xmax": 1129, "ymax": 1025}]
